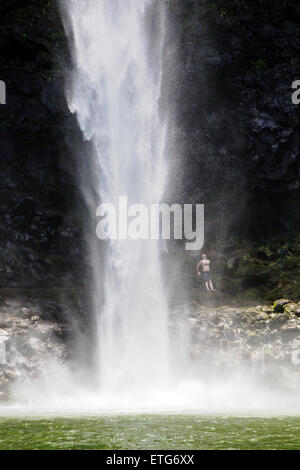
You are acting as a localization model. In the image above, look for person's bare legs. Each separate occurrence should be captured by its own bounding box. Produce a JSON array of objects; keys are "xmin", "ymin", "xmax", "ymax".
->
[
  {"xmin": 209, "ymin": 280, "xmax": 215, "ymax": 291},
  {"xmin": 205, "ymin": 281, "xmax": 211, "ymax": 292}
]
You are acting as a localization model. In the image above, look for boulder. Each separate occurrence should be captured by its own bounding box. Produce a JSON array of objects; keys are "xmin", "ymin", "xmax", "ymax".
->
[
  {"xmin": 294, "ymin": 306, "xmax": 300, "ymax": 317},
  {"xmin": 284, "ymin": 303, "xmax": 298, "ymax": 314},
  {"xmin": 30, "ymin": 315, "xmax": 40, "ymax": 323},
  {"xmin": 261, "ymin": 306, "xmax": 273, "ymax": 314},
  {"xmin": 273, "ymin": 299, "xmax": 291, "ymax": 313}
]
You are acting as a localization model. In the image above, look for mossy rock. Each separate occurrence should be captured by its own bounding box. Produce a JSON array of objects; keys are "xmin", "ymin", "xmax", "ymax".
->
[
  {"xmin": 260, "ymin": 305, "xmax": 273, "ymax": 314},
  {"xmin": 284, "ymin": 303, "xmax": 298, "ymax": 314},
  {"xmin": 273, "ymin": 299, "xmax": 291, "ymax": 313},
  {"xmin": 294, "ymin": 305, "xmax": 300, "ymax": 317}
]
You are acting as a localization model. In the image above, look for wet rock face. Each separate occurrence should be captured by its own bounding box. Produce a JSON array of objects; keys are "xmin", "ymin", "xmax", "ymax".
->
[
  {"xmin": 164, "ymin": 0, "xmax": 300, "ymax": 302},
  {"xmin": 180, "ymin": 299, "xmax": 300, "ymax": 392},
  {"xmin": 0, "ymin": 0, "xmax": 90, "ymax": 289},
  {"xmin": 170, "ymin": 0, "xmax": 300, "ymax": 190},
  {"xmin": 165, "ymin": 0, "xmax": 300, "ymax": 241},
  {"xmin": 0, "ymin": 296, "xmax": 69, "ymax": 401}
]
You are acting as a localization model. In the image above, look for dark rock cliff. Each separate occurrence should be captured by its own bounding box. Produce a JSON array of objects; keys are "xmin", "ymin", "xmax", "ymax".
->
[
  {"xmin": 166, "ymin": 0, "xmax": 300, "ymax": 195},
  {"xmin": 0, "ymin": 0, "xmax": 87, "ymax": 291},
  {"xmin": 164, "ymin": 0, "xmax": 300, "ymax": 302}
]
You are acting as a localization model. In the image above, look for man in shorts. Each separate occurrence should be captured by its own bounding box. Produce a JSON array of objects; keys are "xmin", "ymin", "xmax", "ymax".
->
[{"xmin": 197, "ymin": 253, "xmax": 215, "ymax": 292}]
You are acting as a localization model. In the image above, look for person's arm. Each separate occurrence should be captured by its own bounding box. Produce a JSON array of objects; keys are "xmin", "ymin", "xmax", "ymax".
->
[{"xmin": 196, "ymin": 260, "xmax": 202, "ymax": 275}]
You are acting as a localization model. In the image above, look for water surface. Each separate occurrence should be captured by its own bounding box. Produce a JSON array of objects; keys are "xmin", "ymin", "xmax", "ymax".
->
[{"xmin": 0, "ymin": 414, "xmax": 299, "ymax": 450}]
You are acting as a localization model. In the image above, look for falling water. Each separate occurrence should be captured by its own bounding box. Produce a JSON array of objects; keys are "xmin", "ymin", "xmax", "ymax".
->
[
  {"xmin": 1, "ymin": 0, "xmax": 299, "ymax": 416},
  {"xmin": 61, "ymin": 0, "xmax": 170, "ymax": 399}
]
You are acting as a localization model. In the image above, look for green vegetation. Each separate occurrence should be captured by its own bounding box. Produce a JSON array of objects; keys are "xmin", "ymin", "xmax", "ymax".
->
[{"xmin": 219, "ymin": 237, "xmax": 300, "ymax": 303}]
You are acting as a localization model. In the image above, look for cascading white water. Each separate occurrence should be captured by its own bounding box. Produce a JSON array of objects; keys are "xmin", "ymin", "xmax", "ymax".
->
[
  {"xmin": 2, "ymin": 1, "xmax": 300, "ymax": 416},
  {"xmin": 62, "ymin": 0, "xmax": 170, "ymax": 399}
]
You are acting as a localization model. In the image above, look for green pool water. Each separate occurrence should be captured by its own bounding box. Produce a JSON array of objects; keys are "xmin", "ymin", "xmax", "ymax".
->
[{"xmin": 0, "ymin": 414, "xmax": 299, "ymax": 450}]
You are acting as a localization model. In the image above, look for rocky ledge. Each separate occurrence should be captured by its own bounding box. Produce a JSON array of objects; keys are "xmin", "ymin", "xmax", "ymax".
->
[
  {"xmin": 176, "ymin": 298, "xmax": 300, "ymax": 392},
  {"xmin": 1, "ymin": 296, "xmax": 300, "ymax": 402},
  {"xmin": 0, "ymin": 296, "xmax": 69, "ymax": 402}
]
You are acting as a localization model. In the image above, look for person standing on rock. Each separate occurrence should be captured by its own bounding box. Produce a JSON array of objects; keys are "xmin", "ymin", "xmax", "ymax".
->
[{"xmin": 197, "ymin": 253, "xmax": 215, "ymax": 292}]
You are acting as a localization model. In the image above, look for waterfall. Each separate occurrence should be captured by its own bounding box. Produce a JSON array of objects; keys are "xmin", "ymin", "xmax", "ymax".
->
[{"xmin": 61, "ymin": 0, "xmax": 170, "ymax": 398}]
